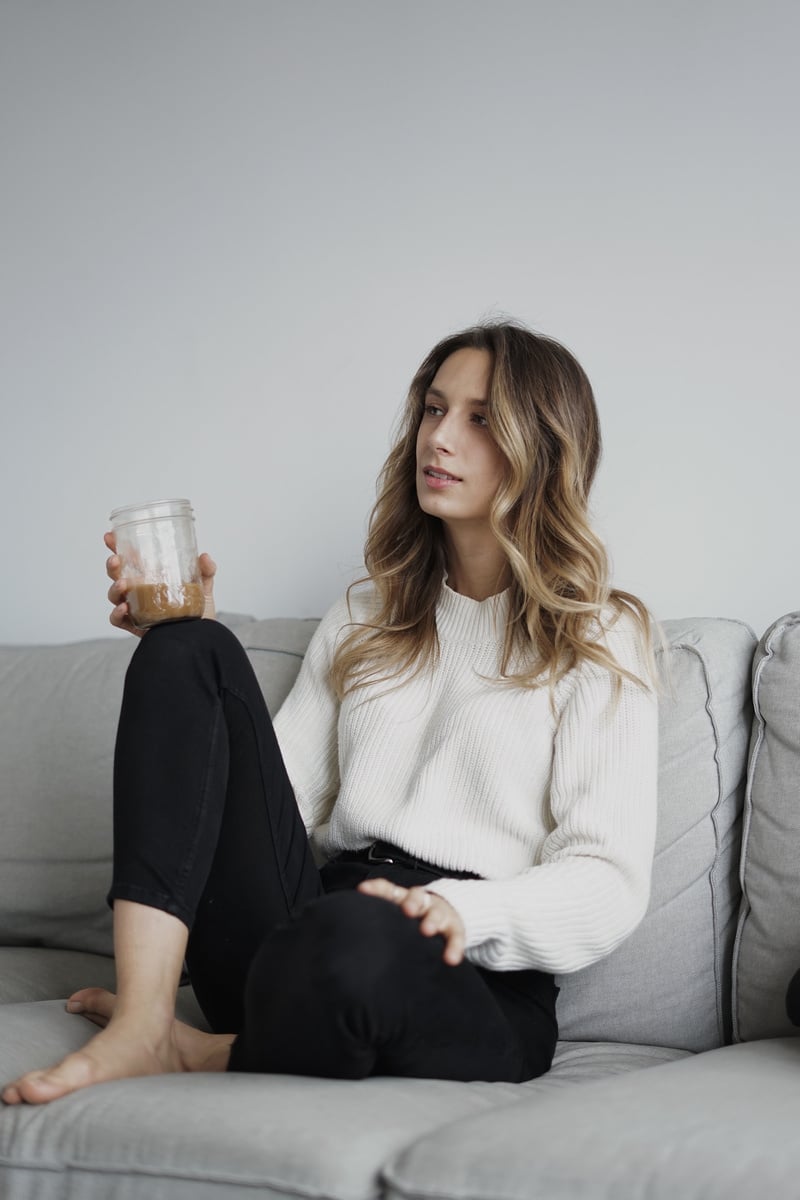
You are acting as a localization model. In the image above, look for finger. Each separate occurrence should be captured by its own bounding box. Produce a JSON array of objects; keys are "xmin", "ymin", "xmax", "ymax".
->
[
  {"xmin": 401, "ymin": 887, "xmax": 434, "ymax": 917},
  {"xmin": 108, "ymin": 578, "xmax": 128, "ymax": 605},
  {"xmin": 110, "ymin": 602, "xmax": 128, "ymax": 628},
  {"xmin": 105, "ymin": 553, "xmax": 122, "ymax": 582},
  {"xmin": 198, "ymin": 552, "xmax": 217, "ymax": 581},
  {"xmin": 357, "ymin": 878, "xmax": 407, "ymax": 905},
  {"xmin": 104, "ymin": 531, "xmax": 117, "ymax": 554},
  {"xmin": 419, "ymin": 908, "xmax": 450, "ymax": 937},
  {"xmin": 109, "ymin": 601, "xmax": 144, "ymax": 637},
  {"xmin": 357, "ymin": 877, "xmax": 393, "ymax": 896},
  {"xmin": 413, "ymin": 896, "xmax": 466, "ymax": 965},
  {"xmin": 442, "ymin": 928, "xmax": 465, "ymax": 966},
  {"xmin": 415, "ymin": 908, "xmax": 465, "ymax": 961}
]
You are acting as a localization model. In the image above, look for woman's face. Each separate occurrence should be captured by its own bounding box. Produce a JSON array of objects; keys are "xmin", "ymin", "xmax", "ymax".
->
[{"xmin": 415, "ymin": 348, "xmax": 506, "ymax": 530}]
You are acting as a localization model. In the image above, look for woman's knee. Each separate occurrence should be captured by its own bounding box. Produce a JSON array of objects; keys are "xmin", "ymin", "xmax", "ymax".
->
[
  {"xmin": 247, "ymin": 890, "xmax": 437, "ymax": 1005},
  {"xmin": 300, "ymin": 889, "xmax": 426, "ymax": 960},
  {"xmin": 128, "ymin": 618, "xmax": 248, "ymax": 691},
  {"xmin": 137, "ymin": 616, "xmax": 238, "ymax": 658}
]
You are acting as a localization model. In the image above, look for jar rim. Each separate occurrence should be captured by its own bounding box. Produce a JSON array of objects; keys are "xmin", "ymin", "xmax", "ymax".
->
[{"xmin": 110, "ymin": 498, "xmax": 194, "ymax": 525}]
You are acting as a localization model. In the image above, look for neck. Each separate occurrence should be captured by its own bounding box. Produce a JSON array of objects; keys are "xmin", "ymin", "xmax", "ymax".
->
[{"xmin": 442, "ymin": 526, "xmax": 510, "ymax": 601}]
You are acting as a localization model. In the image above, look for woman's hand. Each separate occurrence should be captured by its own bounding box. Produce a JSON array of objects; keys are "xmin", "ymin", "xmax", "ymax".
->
[
  {"xmin": 356, "ymin": 878, "xmax": 466, "ymax": 965},
  {"xmin": 104, "ymin": 532, "xmax": 217, "ymax": 636}
]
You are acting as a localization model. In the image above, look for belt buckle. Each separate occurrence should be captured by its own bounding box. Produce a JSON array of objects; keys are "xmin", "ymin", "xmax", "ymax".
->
[{"xmin": 366, "ymin": 841, "xmax": 395, "ymax": 865}]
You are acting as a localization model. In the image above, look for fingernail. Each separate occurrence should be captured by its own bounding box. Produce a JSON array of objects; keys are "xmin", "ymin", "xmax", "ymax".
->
[{"xmin": 66, "ymin": 1000, "xmax": 83, "ymax": 1012}]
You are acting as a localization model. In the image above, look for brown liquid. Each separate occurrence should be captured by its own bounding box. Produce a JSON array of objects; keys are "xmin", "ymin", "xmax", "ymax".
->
[{"xmin": 128, "ymin": 582, "xmax": 205, "ymax": 628}]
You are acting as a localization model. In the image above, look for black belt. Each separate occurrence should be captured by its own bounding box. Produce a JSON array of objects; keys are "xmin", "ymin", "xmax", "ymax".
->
[{"xmin": 338, "ymin": 840, "xmax": 481, "ymax": 881}]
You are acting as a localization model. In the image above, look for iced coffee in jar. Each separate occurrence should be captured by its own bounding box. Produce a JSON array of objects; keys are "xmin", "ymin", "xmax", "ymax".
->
[{"xmin": 110, "ymin": 499, "xmax": 205, "ymax": 629}]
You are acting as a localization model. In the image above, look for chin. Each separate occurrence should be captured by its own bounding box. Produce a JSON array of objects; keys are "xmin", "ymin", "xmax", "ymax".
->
[{"xmin": 416, "ymin": 492, "xmax": 448, "ymax": 520}]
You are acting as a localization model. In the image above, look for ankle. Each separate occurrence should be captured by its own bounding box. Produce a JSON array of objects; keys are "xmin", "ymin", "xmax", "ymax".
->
[{"xmin": 109, "ymin": 1001, "xmax": 176, "ymax": 1043}]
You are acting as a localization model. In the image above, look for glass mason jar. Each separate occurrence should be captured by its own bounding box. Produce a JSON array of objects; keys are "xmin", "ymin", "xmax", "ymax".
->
[{"xmin": 109, "ymin": 498, "xmax": 205, "ymax": 629}]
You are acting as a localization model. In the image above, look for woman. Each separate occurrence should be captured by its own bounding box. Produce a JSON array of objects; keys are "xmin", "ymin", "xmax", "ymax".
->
[{"xmin": 2, "ymin": 321, "xmax": 658, "ymax": 1105}]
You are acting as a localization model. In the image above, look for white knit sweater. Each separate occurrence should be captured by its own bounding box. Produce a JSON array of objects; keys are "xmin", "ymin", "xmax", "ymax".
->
[{"xmin": 273, "ymin": 582, "xmax": 658, "ymax": 975}]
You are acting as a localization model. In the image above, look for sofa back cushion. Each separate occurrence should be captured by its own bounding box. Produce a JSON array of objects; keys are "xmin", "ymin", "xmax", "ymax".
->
[
  {"xmin": 0, "ymin": 637, "xmax": 134, "ymax": 956},
  {"xmin": 733, "ymin": 612, "xmax": 800, "ymax": 1041},
  {"xmin": 555, "ymin": 618, "xmax": 756, "ymax": 1051},
  {"xmin": 0, "ymin": 617, "xmax": 317, "ymax": 958},
  {"xmin": 224, "ymin": 617, "xmax": 320, "ymax": 715}
]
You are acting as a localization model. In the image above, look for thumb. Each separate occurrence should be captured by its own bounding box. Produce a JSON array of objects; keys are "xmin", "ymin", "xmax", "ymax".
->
[{"xmin": 199, "ymin": 553, "xmax": 217, "ymax": 585}]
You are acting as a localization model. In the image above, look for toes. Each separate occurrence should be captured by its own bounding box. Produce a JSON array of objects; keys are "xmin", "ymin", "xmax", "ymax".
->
[
  {"xmin": 17, "ymin": 1073, "xmax": 61, "ymax": 1103},
  {"xmin": 67, "ymin": 987, "xmax": 116, "ymax": 1018},
  {"xmin": 1, "ymin": 1083, "xmax": 21, "ymax": 1105},
  {"xmin": 14, "ymin": 1055, "xmax": 94, "ymax": 1104},
  {"xmin": 3, "ymin": 1016, "xmax": 178, "ymax": 1107},
  {"xmin": 68, "ymin": 985, "xmax": 114, "ymax": 1006},
  {"xmin": 2, "ymin": 1072, "xmax": 54, "ymax": 1105}
]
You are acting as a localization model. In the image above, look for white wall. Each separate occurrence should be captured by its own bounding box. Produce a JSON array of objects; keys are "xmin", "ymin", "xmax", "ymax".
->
[{"xmin": 1, "ymin": 0, "xmax": 797, "ymax": 644}]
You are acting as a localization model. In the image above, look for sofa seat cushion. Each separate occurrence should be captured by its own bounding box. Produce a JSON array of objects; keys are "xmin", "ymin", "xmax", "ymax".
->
[
  {"xmin": 383, "ymin": 1039, "xmax": 800, "ymax": 1200},
  {"xmin": 0, "ymin": 1000, "xmax": 520, "ymax": 1200},
  {"xmin": 0, "ymin": 1002, "xmax": 686, "ymax": 1200},
  {"xmin": 545, "ymin": 1038, "xmax": 687, "ymax": 1081}
]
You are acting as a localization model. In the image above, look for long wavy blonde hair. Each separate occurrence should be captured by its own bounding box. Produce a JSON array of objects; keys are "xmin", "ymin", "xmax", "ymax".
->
[{"xmin": 330, "ymin": 320, "xmax": 654, "ymax": 698}]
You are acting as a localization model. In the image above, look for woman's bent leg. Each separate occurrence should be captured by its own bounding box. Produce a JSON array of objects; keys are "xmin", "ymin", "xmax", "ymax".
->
[
  {"xmin": 230, "ymin": 890, "xmax": 558, "ymax": 1083},
  {"xmin": 111, "ymin": 618, "xmax": 324, "ymax": 1032},
  {"xmin": 2, "ymin": 618, "xmax": 322, "ymax": 1104}
]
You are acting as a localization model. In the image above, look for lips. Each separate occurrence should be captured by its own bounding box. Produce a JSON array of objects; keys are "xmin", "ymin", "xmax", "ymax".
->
[{"xmin": 423, "ymin": 467, "xmax": 462, "ymax": 482}]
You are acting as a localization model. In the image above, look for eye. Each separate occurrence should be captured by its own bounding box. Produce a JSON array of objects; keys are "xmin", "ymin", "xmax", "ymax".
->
[
  {"xmin": 424, "ymin": 403, "xmax": 444, "ymax": 417},
  {"xmin": 471, "ymin": 412, "xmax": 489, "ymax": 427}
]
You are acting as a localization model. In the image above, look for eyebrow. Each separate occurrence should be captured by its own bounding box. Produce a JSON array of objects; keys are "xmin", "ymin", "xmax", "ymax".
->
[{"xmin": 426, "ymin": 386, "xmax": 488, "ymax": 406}]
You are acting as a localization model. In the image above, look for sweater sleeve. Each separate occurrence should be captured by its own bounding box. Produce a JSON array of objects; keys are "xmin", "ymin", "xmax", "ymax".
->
[
  {"xmin": 272, "ymin": 597, "xmax": 349, "ymax": 835},
  {"xmin": 425, "ymin": 623, "xmax": 658, "ymax": 973}
]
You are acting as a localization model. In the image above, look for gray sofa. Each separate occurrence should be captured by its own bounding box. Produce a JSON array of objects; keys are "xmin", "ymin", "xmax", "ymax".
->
[{"xmin": 1, "ymin": 608, "xmax": 799, "ymax": 1199}]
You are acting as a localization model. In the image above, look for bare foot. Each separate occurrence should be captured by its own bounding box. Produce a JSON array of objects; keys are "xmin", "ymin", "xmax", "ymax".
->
[{"xmin": 1, "ymin": 988, "xmax": 234, "ymax": 1106}]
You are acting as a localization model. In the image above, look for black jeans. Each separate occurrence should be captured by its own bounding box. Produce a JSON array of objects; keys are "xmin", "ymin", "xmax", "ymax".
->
[{"xmin": 109, "ymin": 618, "xmax": 558, "ymax": 1082}]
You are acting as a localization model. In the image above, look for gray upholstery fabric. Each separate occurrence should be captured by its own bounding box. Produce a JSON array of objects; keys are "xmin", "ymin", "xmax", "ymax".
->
[
  {"xmin": 383, "ymin": 1039, "xmax": 800, "ymax": 1200},
  {"xmin": 537, "ymin": 1037, "xmax": 688, "ymax": 1081},
  {"xmin": 0, "ymin": 947, "xmax": 207, "ymax": 1025},
  {"xmin": 0, "ymin": 948, "xmax": 117, "ymax": 1004},
  {"xmin": 0, "ymin": 1001, "xmax": 687, "ymax": 1200},
  {"xmin": 555, "ymin": 618, "xmax": 756, "ymax": 1051},
  {"xmin": 0, "ymin": 1002, "xmax": 519, "ymax": 1200},
  {"xmin": 230, "ymin": 616, "xmax": 319, "ymax": 715},
  {"xmin": 0, "ymin": 637, "xmax": 135, "ymax": 958},
  {"xmin": 734, "ymin": 612, "xmax": 800, "ymax": 1041}
]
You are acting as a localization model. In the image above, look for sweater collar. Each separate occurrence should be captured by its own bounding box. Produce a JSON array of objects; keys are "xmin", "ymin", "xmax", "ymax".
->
[{"xmin": 436, "ymin": 580, "xmax": 510, "ymax": 644}]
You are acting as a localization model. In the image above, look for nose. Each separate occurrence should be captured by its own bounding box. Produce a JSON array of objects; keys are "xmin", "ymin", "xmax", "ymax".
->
[{"xmin": 431, "ymin": 411, "xmax": 457, "ymax": 455}]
